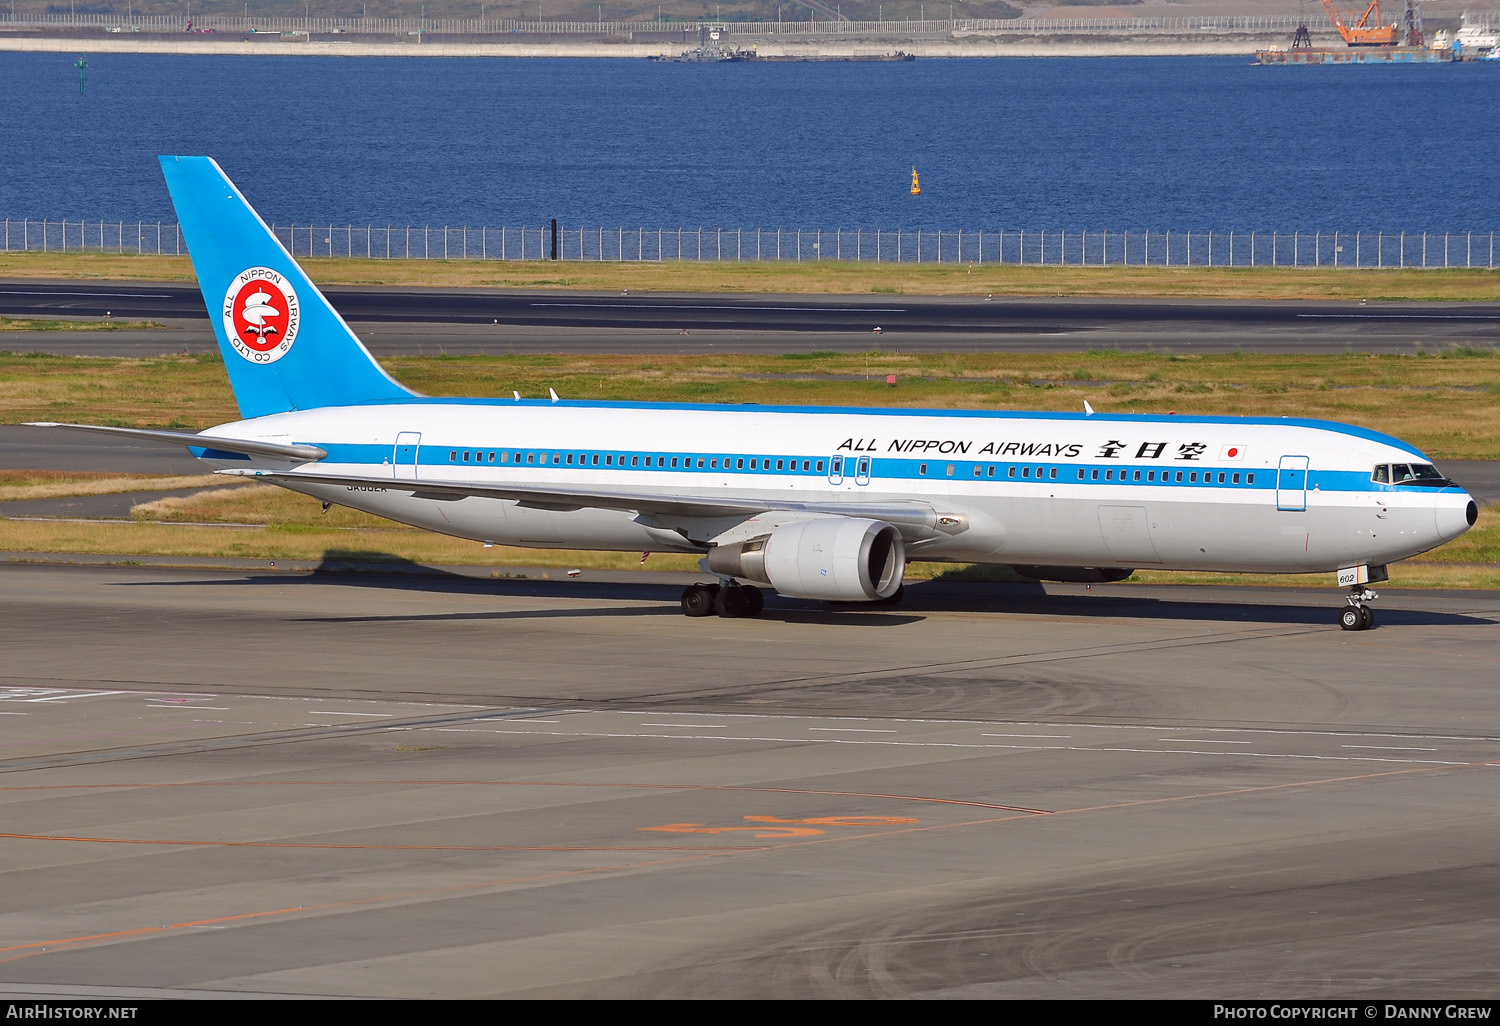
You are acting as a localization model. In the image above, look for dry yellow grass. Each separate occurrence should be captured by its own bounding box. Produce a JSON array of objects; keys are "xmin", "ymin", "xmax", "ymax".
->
[
  {"xmin": 3, "ymin": 250, "xmax": 1499, "ymax": 302},
  {"xmin": 0, "ymin": 473, "xmax": 231, "ymax": 502},
  {"xmin": 0, "ymin": 316, "xmax": 164, "ymax": 333},
  {"xmin": 5, "ymin": 350, "xmax": 1500, "ymax": 459}
]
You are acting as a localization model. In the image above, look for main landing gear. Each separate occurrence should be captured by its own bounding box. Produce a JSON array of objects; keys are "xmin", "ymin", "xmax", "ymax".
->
[
  {"xmin": 1339, "ymin": 587, "xmax": 1378, "ymax": 631},
  {"xmin": 681, "ymin": 582, "xmax": 765, "ymax": 619}
]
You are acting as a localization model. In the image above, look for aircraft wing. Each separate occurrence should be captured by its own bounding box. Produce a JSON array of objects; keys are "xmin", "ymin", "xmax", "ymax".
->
[
  {"xmin": 26, "ymin": 422, "xmax": 328, "ymax": 462},
  {"xmin": 220, "ymin": 467, "xmax": 948, "ymax": 529}
]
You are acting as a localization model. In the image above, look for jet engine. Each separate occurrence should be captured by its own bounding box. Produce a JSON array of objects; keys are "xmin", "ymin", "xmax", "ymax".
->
[{"xmin": 707, "ymin": 517, "xmax": 906, "ymax": 602}]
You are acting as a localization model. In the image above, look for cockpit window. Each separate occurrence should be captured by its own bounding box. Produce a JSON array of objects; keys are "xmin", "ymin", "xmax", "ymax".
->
[{"xmin": 1378, "ymin": 462, "xmax": 1450, "ymax": 487}]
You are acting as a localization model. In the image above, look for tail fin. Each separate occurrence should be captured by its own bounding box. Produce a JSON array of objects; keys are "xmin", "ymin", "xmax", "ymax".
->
[{"xmin": 160, "ymin": 156, "xmax": 415, "ymax": 419}]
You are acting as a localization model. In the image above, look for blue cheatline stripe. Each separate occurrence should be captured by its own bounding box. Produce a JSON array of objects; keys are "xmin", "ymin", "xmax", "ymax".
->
[
  {"xmin": 344, "ymin": 397, "xmax": 1430, "ymax": 457},
  {"xmin": 286, "ymin": 442, "xmax": 1417, "ymax": 496}
]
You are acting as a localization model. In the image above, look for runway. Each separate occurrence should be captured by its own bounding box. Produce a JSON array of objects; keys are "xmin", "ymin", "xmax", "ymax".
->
[
  {"xmin": 5, "ymin": 280, "xmax": 1500, "ymax": 355},
  {"xmin": 2, "ymin": 561, "xmax": 1499, "ymax": 998}
]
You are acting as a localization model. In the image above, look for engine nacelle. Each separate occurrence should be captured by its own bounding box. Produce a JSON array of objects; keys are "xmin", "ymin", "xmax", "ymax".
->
[
  {"xmin": 707, "ymin": 518, "xmax": 906, "ymax": 602},
  {"xmin": 1009, "ymin": 565, "xmax": 1135, "ymax": 584}
]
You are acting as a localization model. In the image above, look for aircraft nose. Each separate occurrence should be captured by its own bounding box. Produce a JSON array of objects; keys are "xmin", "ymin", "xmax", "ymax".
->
[{"xmin": 1436, "ymin": 490, "xmax": 1478, "ymax": 542}]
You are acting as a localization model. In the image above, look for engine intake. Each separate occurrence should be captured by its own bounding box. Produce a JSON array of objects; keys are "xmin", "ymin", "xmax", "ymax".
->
[{"xmin": 708, "ymin": 518, "xmax": 906, "ymax": 602}]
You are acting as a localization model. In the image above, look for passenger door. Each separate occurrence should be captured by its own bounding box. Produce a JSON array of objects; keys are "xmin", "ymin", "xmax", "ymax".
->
[
  {"xmin": 1277, "ymin": 455, "xmax": 1309, "ymax": 511},
  {"xmin": 394, "ymin": 431, "xmax": 421, "ymax": 481}
]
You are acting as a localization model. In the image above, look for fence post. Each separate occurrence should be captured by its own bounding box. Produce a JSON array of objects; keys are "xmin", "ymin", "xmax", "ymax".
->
[
  {"xmin": 1166, "ymin": 230, "xmax": 1170, "ymax": 267},
  {"xmin": 1019, "ymin": 229, "xmax": 1023, "ymax": 266}
]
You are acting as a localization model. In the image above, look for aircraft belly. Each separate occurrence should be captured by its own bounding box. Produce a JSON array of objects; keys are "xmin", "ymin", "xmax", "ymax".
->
[{"xmin": 961, "ymin": 493, "xmax": 1358, "ymax": 573}]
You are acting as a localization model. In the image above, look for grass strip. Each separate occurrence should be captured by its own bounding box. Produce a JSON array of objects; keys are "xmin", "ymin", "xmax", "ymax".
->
[
  {"xmin": 4, "ymin": 350, "xmax": 1498, "ymax": 459},
  {"xmin": 3, "ymin": 251, "xmax": 1500, "ymax": 302}
]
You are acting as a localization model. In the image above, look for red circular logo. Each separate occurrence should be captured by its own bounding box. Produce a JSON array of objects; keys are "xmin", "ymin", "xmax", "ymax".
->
[
  {"xmin": 230, "ymin": 280, "xmax": 289, "ymax": 352},
  {"xmin": 221, "ymin": 268, "xmax": 299, "ymax": 364}
]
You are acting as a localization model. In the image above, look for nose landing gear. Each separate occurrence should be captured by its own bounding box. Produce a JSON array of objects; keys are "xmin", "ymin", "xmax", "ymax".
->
[{"xmin": 1339, "ymin": 587, "xmax": 1377, "ymax": 631}]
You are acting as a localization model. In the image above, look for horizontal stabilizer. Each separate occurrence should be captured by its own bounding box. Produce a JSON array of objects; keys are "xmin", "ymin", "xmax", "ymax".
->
[{"xmin": 26, "ymin": 422, "xmax": 328, "ymax": 462}]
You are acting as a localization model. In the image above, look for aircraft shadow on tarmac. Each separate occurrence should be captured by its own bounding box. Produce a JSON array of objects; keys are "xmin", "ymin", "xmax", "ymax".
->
[{"xmin": 109, "ymin": 550, "xmax": 1496, "ymax": 630}]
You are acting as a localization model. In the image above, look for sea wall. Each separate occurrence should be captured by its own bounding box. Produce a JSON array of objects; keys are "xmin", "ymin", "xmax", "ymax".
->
[{"xmin": 0, "ymin": 34, "xmax": 1283, "ymax": 58}]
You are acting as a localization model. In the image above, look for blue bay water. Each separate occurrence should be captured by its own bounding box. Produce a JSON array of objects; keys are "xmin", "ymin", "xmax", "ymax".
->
[{"xmin": 2, "ymin": 51, "xmax": 1498, "ymax": 233}]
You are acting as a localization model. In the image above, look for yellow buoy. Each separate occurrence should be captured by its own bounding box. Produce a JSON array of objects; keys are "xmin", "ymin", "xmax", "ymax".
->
[{"xmin": 910, "ymin": 167, "xmax": 921, "ymax": 196}]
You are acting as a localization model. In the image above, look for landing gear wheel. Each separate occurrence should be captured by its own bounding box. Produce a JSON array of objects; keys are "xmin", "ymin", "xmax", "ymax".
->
[
  {"xmin": 1340, "ymin": 607, "xmax": 1362, "ymax": 631},
  {"xmin": 1359, "ymin": 605, "xmax": 1374, "ymax": 630},
  {"xmin": 681, "ymin": 583, "xmax": 718, "ymax": 617},
  {"xmin": 715, "ymin": 585, "xmax": 750, "ymax": 618}
]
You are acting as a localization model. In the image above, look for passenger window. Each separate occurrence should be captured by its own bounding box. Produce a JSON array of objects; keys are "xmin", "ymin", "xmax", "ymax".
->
[
  {"xmin": 527, "ymin": 453, "xmax": 535, "ymax": 464},
  {"xmin": 973, "ymin": 466, "xmax": 982, "ymax": 477},
  {"xmin": 777, "ymin": 460, "xmax": 785, "ymax": 470},
  {"xmin": 1148, "ymin": 471, "xmax": 1155, "ymax": 482},
  {"xmin": 988, "ymin": 466, "xmax": 995, "ymax": 477},
  {"xmin": 592, "ymin": 454, "xmax": 599, "ymax": 465},
  {"xmin": 710, "ymin": 458, "xmax": 718, "ymax": 469},
  {"xmin": 1189, "ymin": 472, "xmax": 1197, "ymax": 482},
  {"xmin": 1022, "ymin": 467, "xmax": 1030, "ymax": 478},
  {"xmin": 1106, "ymin": 470, "xmax": 1113, "ymax": 481},
  {"xmin": 696, "ymin": 458, "xmax": 704, "ymax": 469},
  {"xmin": 1077, "ymin": 469, "xmax": 1084, "ymax": 480},
  {"xmin": 632, "ymin": 456, "xmax": 640, "ymax": 467},
  {"xmin": 1049, "ymin": 468, "xmax": 1057, "ymax": 479},
  {"xmin": 449, "ymin": 450, "xmax": 457, "ymax": 462},
  {"xmin": 501, "ymin": 452, "xmax": 510, "ymax": 463},
  {"xmin": 946, "ymin": 465, "xmax": 954, "ymax": 477},
  {"xmin": 817, "ymin": 461, "xmax": 825, "ymax": 472},
  {"xmin": 1232, "ymin": 473, "xmax": 1240, "ymax": 484},
  {"xmin": 751, "ymin": 459, "xmax": 758, "ymax": 470},
  {"xmin": 463, "ymin": 451, "xmax": 470, "ymax": 462},
  {"xmin": 1091, "ymin": 469, "xmax": 1099, "ymax": 480},
  {"xmin": 1008, "ymin": 467, "xmax": 1016, "ymax": 479},
  {"xmin": 565, "ymin": 454, "xmax": 573, "ymax": 464},
  {"xmin": 1175, "ymin": 471, "xmax": 1183, "ymax": 482},
  {"xmin": 803, "ymin": 461, "xmax": 811, "ymax": 471},
  {"xmin": 918, "ymin": 463, "xmax": 926, "ymax": 476},
  {"xmin": 671, "ymin": 457, "xmax": 678, "ymax": 468},
  {"xmin": 1218, "ymin": 472, "xmax": 1226, "ymax": 484},
  {"xmin": 1247, "ymin": 473, "xmax": 1255, "ymax": 484},
  {"xmin": 552, "ymin": 454, "xmax": 560, "ymax": 465}
]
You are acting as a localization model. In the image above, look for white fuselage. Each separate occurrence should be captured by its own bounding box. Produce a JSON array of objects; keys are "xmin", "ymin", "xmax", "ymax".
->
[{"xmin": 201, "ymin": 400, "xmax": 1476, "ymax": 576}]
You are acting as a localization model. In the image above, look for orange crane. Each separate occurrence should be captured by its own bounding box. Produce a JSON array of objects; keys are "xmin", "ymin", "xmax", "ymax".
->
[{"xmin": 1320, "ymin": 0, "xmax": 1400, "ymax": 46}]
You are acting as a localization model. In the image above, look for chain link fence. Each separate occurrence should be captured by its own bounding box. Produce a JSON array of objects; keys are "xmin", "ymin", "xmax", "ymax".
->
[{"xmin": 6, "ymin": 219, "xmax": 1498, "ymax": 270}]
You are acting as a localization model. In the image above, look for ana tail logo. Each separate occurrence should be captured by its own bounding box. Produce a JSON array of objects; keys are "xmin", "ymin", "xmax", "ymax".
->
[{"xmin": 223, "ymin": 267, "xmax": 300, "ymax": 364}]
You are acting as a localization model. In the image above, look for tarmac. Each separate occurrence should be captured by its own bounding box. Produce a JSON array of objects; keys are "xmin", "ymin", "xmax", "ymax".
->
[{"xmin": 1, "ymin": 562, "xmax": 1498, "ymax": 997}]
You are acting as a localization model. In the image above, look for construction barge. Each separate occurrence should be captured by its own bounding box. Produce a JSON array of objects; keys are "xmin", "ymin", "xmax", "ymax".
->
[{"xmin": 1255, "ymin": 0, "xmax": 1494, "ymax": 65}]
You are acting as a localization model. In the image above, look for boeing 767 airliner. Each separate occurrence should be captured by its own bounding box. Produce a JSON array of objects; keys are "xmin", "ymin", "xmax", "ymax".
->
[{"xmin": 31, "ymin": 157, "xmax": 1478, "ymax": 629}]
